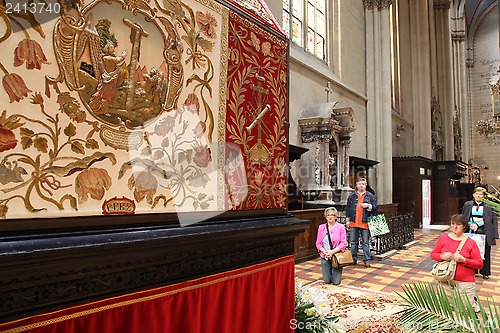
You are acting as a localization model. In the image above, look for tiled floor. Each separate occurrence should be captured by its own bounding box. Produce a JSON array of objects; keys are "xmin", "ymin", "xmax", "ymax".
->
[{"xmin": 295, "ymin": 228, "xmax": 500, "ymax": 303}]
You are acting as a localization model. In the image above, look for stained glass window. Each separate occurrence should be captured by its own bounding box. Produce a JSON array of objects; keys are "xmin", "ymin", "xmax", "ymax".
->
[
  {"xmin": 283, "ymin": 0, "xmax": 290, "ymax": 38},
  {"xmin": 293, "ymin": 0, "xmax": 303, "ymax": 18},
  {"xmin": 292, "ymin": 16, "xmax": 303, "ymax": 46},
  {"xmin": 316, "ymin": 0, "xmax": 325, "ymax": 12},
  {"xmin": 282, "ymin": 0, "xmax": 326, "ymax": 60},
  {"xmin": 307, "ymin": 2, "xmax": 314, "ymax": 28},
  {"xmin": 316, "ymin": 7, "xmax": 325, "ymax": 36},
  {"xmin": 282, "ymin": 11, "xmax": 290, "ymax": 38},
  {"xmin": 316, "ymin": 34, "xmax": 324, "ymax": 60},
  {"xmin": 307, "ymin": 28, "xmax": 314, "ymax": 53}
]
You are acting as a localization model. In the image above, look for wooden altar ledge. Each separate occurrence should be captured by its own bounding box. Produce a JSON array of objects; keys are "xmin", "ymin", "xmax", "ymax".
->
[{"xmin": 0, "ymin": 214, "xmax": 309, "ymax": 323}]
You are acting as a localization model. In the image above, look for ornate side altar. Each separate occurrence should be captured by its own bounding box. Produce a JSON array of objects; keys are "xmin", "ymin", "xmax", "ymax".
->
[{"xmin": 0, "ymin": 1, "xmax": 307, "ymax": 331}]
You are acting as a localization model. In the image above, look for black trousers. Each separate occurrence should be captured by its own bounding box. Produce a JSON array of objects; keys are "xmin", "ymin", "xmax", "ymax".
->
[{"xmin": 479, "ymin": 244, "xmax": 492, "ymax": 276}]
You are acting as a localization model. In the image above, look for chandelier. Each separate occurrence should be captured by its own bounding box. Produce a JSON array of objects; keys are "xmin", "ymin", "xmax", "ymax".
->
[{"xmin": 477, "ymin": 68, "xmax": 500, "ymax": 140}]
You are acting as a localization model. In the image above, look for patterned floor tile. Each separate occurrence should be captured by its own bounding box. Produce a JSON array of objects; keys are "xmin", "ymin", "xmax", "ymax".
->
[{"xmin": 295, "ymin": 228, "xmax": 500, "ymax": 302}]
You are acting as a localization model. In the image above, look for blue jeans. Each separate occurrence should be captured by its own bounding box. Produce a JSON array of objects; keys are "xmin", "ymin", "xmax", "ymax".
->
[
  {"xmin": 350, "ymin": 227, "xmax": 371, "ymax": 263},
  {"xmin": 320, "ymin": 258, "xmax": 343, "ymax": 284}
]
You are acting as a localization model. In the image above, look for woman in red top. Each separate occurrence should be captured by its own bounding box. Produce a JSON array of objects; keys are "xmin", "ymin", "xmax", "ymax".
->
[{"xmin": 431, "ymin": 214, "xmax": 484, "ymax": 312}]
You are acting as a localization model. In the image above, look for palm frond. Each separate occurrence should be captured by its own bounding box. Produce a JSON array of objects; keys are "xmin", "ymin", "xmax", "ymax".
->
[
  {"xmin": 395, "ymin": 283, "xmax": 463, "ymax": 332},
  {"xmin": 395, "ymin": 282, "xmax": 500, "ymax": 333},
  {"xmin": 483, "ymin": 196, "xmax": 500, "ymax": 219},
  {"xmin": 484, "ymin": 190, "xmax": 500, "ymax": 217}
]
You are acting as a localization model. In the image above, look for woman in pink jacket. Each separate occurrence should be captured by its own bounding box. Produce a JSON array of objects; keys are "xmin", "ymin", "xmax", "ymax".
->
[{"xmin": 316, "ymin": 207, "xmax": 348, "ymax": 285}]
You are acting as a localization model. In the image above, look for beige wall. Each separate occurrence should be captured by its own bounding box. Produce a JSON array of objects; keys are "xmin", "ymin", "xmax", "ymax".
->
[
  {"xmin": 268, "ymin": 0, "xmax": 499, "ymax": 202},
  {"xmin": 336, "ymin": 1, "xmax": 366, "ymax": 93},
  {"xmin": 267, "ymin": 0, "xmax": 369, "ymax": 186},
  {"xmin": 469, "ymin": 7, "xmax": 500, "ymax": 187}
]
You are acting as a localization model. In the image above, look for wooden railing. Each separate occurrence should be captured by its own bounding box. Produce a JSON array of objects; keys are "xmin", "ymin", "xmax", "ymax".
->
[{"xmin": 292, "ymin": 209, "xmax": 414, "ymax": 262}]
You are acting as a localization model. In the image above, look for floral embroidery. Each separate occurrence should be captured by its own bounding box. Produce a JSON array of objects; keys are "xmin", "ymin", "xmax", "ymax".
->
[
  {"xmin": 196, "ymin": 12, "xmax": 217, "ymax": 39},
  {"xmin": 250, "ymin": 32, "xmax": 260, "ymax": 51},
  {"xmin": 261, "ymin": 42, "xmax": 272, "ymax": 56},
  {"xmin": 2, "ymin": 73, "xmax": 32, "ymax": 103},
  {"xmin": 14, "ymin": 39, "xmax": 51, "ymax": 70},
  {"xmin": 75, "ymin": 168, "xmax": 112, "ymax": 203},
  {"xmin": 0, "ymin": 125, "xmax": 17, "ymax": 152},
  {"xmin": 128, "ymin": 171, "xmax": 158, "ymax": 204},
  {"xmin": 184, "ymin": 93, "xmax": 200, "ymax": 114},
  {"xmin": 193, "ymin": 144, "xmax": 212, "ymax": 168}
]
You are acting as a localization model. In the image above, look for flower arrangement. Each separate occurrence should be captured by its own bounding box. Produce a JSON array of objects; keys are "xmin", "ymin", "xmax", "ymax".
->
[{"xmin": 294, "ymin": 280, "xmax": 345, "ymax": 333}]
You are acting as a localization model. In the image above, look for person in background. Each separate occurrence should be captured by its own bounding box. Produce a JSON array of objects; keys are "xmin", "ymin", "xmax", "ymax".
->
[
  {"xmin": 345, "ymin": 178, "xmax": 378, "ymax": 268},
  {"xmin": 316, "ymin": 207, "xmax": 347, "ymax": 285},
  {"xmin": 461, "ymin": 186, "xmax": 498, "ymax": 280},
  {"xmin": 431, "ymin": 214, "xmax": 483, "ymax": 313}
]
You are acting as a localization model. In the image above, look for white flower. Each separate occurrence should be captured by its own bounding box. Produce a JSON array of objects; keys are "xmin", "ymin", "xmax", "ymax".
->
[
  {"xmin": 295, "ymin": 280, "xmax": 342, "ymax": 333},
  {"xmin": 305, "ymin": 307, "xmax": 315, "ymax": 316},
  {"xmin": 315, "ymin": 301, "xmax": 330, "ymax": 316}
]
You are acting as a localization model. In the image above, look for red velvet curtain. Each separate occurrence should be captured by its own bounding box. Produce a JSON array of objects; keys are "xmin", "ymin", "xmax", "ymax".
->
[{"xmin": 0, "ymin": 256, "xmax": 295, "ymax": 333}]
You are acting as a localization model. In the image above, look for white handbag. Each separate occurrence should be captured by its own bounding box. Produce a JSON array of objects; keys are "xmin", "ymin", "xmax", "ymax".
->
[{"xmin": 468, "ymin": 233, "xmax": 486, "ymax": 259}]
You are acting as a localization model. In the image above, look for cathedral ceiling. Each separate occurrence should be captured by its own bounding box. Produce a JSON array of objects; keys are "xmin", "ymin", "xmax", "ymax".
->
[{"xmin": 460, "ymin": 0, "xmax": 497, "ymax": 31}]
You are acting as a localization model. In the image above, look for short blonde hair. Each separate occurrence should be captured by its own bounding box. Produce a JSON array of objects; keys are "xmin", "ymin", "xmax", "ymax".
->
[
  {"xmin": 474, "ymin": 186, "xmax": 486, "ymax": 194},
  {"xmin": 324, "ymin": 207, "xmax": 338, "ymax": 218}
]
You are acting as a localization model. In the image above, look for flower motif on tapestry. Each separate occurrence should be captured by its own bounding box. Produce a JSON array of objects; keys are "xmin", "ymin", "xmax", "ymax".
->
[{"xmin": 0, "ymin": 0, "xmax": 223, "ymax": 218}]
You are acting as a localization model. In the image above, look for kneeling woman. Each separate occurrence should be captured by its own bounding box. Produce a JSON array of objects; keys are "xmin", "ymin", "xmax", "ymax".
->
[{"xmin": 316, "ymin": 207, "xmax": 348, "ymax": 285}]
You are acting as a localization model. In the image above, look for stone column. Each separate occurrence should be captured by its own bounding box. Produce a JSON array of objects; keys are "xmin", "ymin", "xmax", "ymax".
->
[
  {"xmin": 434, "ymin": 0, "xmax": 455, "ymax": 160},
  {"xmin": 318, "ymin": 137, "xmax": 333, "ymax": 201},
  {"xmin": 451, "ymin": 29, "xmax": 465, "ymax": 160},
  {"xmin": 410, "ymin": 0, "xmax": 432, "ymax": 159},
  {"xmin": 364, "ymin": 0, "xmax": 376, "ymax": 160},
  {"xmin": 379, "ymin": 0, "xmax": 393, "ymax": 204},
  {"xmin": 450, "ymin": 10, "xmax": 468, "ymax": 163},
  {"xmin": 340, "ymin": 137, "xmax": 351, "ymax": 188},
  {"xmin": 339, "ymin": 136, "xmax": 352, "ymax": 205},
  {"xmin": 332, "ymin": 107, "xmax": 356, "ymax": 204},
  {"xmin": 363, "ymin": 0, "xmax": 393, "ymax": 204}
]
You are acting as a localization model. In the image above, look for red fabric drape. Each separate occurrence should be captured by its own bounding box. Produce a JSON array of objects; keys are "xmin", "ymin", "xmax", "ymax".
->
[
  {"xmin": 224, "ymin": 10, "xmax": 288, "ymax": 211},
  {"xmin": 0, "ymin": 256, "xmax": 295, "ymax": 333}
]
